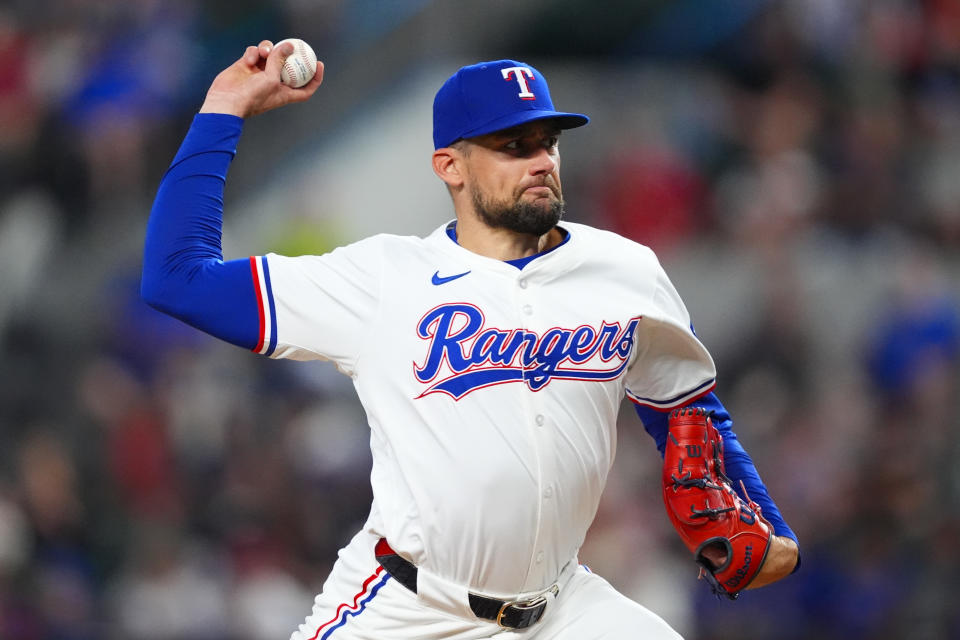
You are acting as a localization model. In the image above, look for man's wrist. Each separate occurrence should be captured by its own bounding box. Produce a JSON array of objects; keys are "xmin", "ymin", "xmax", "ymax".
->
[{"xmin": 199, "ymin": 92, "xmax": 248, "ymax": 118}]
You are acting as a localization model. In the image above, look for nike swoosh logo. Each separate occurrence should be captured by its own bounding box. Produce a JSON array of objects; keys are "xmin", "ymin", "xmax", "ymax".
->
[{"xmin": 431, "ymin": 270, "xmax": 471, "ymax": 285}]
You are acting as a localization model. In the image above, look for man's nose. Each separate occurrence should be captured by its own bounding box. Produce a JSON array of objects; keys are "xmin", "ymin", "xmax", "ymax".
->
[{"xmin": 529, "ymin": 146, "xmax": 558, "ymax": 175}]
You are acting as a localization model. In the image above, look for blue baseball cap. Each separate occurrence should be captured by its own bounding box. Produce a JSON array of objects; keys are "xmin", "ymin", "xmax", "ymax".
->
[{"xmin": 433, "ymin": 59, "xmax": 589, "ymax": 149}]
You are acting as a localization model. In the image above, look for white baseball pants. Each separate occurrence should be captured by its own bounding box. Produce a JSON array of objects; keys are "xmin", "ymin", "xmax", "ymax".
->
[{"xmin": 290, "ymin": 528, "xmax": 682, "ymax": 640}]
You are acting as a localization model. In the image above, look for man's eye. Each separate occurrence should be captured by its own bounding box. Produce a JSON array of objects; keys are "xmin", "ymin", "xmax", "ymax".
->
[{"xmin": 504, "ymin": 140, "xmax": 520, "ymax": 150}]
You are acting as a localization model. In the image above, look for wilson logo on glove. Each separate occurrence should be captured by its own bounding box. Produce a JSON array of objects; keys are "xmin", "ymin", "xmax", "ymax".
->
[
  {"xmin": 725, "ymin": 546, "xmax": 755, "ymax": 589},
  {"xmin": 662, "ymin": 407, "xmax": 772, "ymax": 599}
]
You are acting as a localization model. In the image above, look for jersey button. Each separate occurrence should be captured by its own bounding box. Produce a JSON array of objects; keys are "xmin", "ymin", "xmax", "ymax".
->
[
  {"xmin": 522, "ymin": 304, "xmax": 533, "ymax": 315},
  {"xmin": 535, "ymin": 414, "xmax": 545, "ymax": 426},
  {"xmin": 543, "ymin": 486, "xmax": 553, "ymax": 498},
  {"xmin": 518, "ymin": 279, "xmax": 528, "ymax": 289},
  {"xmin": 536, "ymin": 551, "xmax": 544, "ymax": 564}
]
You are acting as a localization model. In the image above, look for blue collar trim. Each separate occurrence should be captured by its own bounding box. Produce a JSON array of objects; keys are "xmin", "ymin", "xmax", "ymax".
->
[{"xmin": 445, "ymin": 221, "xmax": 570, "ymax": 270}]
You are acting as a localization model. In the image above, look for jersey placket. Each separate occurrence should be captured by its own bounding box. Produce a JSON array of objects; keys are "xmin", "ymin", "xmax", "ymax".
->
[{"xmin": 514, "ymin": 270, "xmax": 558, "ymax": 591}]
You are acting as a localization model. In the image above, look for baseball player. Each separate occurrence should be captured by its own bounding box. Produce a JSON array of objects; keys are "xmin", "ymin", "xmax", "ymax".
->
[{"xmin": 141, "ymin": 41, "xmax": 799, "ymax": 639}]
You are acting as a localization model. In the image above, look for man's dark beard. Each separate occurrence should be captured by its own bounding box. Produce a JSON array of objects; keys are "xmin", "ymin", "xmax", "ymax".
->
[{"xmin": 471, "ymin": 187, "xmax": 564, "ymax": 236}]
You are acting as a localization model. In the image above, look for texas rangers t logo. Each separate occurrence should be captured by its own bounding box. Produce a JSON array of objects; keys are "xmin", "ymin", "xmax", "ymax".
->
[
  {"xmin": 414, "ymin": 303, "xmax": 640, "ymax": 400},
  {"xmin": 501, "ymin": 66, "xmax": 536, "ymax": 100}
]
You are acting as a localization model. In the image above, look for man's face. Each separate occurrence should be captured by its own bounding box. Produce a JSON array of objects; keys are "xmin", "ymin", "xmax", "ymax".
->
[{"xmin": 459, "ymin": 121, "xmax": 564, "ymax": 236}]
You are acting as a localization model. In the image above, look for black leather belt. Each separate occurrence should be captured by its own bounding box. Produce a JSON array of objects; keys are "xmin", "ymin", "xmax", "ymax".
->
[{"xmin": 374, "ymin": 538, "xmax": 556, "ymax": 629}]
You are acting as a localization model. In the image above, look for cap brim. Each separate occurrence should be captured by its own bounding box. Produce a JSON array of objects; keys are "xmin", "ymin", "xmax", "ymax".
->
[{"xmin": 450, "ymin": 110, "xmax": 589, "ymax": 147}]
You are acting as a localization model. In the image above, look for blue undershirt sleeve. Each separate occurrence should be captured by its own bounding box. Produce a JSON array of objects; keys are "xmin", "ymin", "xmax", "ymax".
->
[
  {"xmin": 634, "ymin": 392, "xmax": 800, "ymax": 553},
  {"xmin": 141, "ymin": 113, "xmax": 260, "ymax": 350}
]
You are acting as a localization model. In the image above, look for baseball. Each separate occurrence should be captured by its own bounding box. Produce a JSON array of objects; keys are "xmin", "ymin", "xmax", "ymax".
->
[{"xmin": 277, "ymin": 38, "xmax": 317, "ymax": 88}]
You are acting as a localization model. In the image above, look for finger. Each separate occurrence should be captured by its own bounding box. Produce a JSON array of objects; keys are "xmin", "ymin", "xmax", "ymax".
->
[
  {"xmin": 314, "ymin": 60, "xmax": 325, "ymax": 86},
  {"xmin": 258, "ymin": 40, "xmax": 274, "ymax": 59},
  {"xmin": 284, "ymin": 60, "xmax": 324, "ymax": 104},
  {"xmin": 242, "ymin": 45, "xmax": 260, "ymax": 67},
  {"xmin": 301, "ymin": 60, "xmax": 325, "ymax": 92},
  {"xmin": 264, "ymin": 40, "xmax": 294, "ymax": 79}
]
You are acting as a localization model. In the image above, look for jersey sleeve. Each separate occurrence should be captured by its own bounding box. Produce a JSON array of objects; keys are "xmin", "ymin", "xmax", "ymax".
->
[
  {"xmin": 251, "ymin": 238, "xmax": 383, "ymax": 372},
  {"xmin": 623, "ymin": 258, "xmax": 716, "ymax": 409},
  {"xmin": 141, "ymin": 113, "xmax": 262, "ymax": 350},
  {"xmin": 141, "ymin": 113, "xmax": 382, "ymax": 372}
]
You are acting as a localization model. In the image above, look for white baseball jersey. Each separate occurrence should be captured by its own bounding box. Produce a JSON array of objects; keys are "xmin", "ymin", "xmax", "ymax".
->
[{"xmin": 251, "ymin": 220, "xmax": 716, "ymax": 597}]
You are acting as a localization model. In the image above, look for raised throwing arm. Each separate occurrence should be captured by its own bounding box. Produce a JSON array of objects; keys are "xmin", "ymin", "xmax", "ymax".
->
[{"xmin": 141, "ymin": 41, "xmax": 322, "ymax": 347}]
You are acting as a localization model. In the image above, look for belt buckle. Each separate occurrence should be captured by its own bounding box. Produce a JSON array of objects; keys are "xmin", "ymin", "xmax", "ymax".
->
[{"xmin": 495, "ymin": 585, "xmax": 558, "ymax": 629}]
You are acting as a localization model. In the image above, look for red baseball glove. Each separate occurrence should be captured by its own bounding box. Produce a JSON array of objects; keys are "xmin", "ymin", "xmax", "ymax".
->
[{"xmin": 662, "ymin": 407, "xmax": 772, "ymax": 599}]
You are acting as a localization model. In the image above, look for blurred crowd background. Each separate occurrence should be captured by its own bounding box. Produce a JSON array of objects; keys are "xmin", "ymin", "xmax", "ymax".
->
[{"xmin": 2, "ymin": 1, "xmax": 960, "ymax": 638}]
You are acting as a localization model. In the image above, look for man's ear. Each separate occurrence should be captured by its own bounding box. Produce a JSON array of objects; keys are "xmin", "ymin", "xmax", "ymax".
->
[{"xmin": 432, "ymin": 147, "xmax": 465, "ymax": 189}]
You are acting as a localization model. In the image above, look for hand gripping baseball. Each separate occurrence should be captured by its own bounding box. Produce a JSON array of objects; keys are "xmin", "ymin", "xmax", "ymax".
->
[
  {"xmin": 200, "ymin": 40, "xmax": 324, "ymax": 118},
  {"xmin": 662, "ymin": 407, "xmax": 772, "ymax": 599}
]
